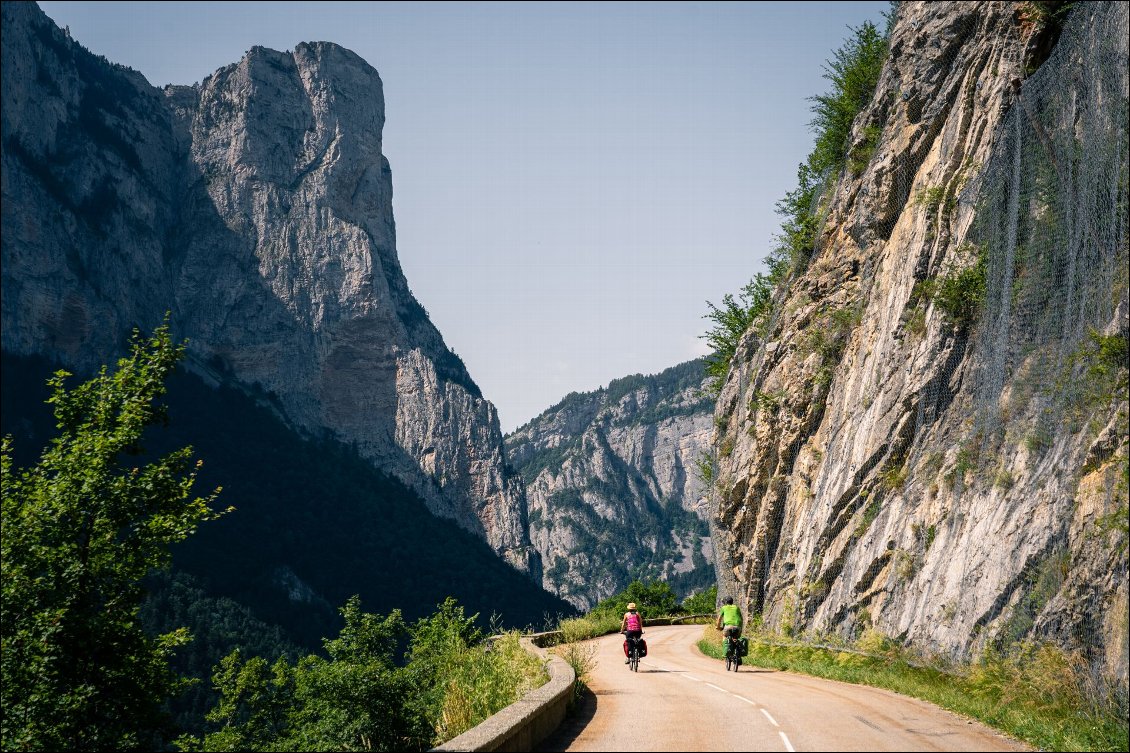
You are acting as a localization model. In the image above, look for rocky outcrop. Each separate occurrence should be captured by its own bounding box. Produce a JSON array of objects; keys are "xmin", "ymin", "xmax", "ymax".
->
[
  {"xmin": 710, "ymin": 0, "xmax": 1128, "ymax": 685},
  {"xmin": 506, "ymin": 360, "xmax": 715, "ymax": 609},
  {"xmin": 1, "ymin": 2, "xmax": 538, "ymax": 576}
]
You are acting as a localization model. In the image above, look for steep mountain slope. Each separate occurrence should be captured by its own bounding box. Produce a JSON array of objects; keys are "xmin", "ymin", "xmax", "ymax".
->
[
  {"xmin": 506, "ymin": 360, "xmax": 715, "ymax": 609},
  {"xmin": 709, "ymin": 0, "xmax": 1128, "ymax": 689},
  {"xmin": 1, "ymin": 2, "xmax": 537, "ymax": 576}
]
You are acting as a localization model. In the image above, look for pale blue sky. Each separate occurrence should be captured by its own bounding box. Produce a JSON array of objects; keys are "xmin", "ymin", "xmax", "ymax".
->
[{"xmin": 38, "ymin": 1, "xmax": 889, "ymax": 432}]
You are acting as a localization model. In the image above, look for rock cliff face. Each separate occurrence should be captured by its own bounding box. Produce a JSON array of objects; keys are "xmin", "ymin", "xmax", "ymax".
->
[
  {"xmin": 710, "ymin": 0, "xmax": 1128, "ymax": 683},
  {"xmin": 505, "ymin": 360, "xmax": 715, "ymax": 609},
  {"xmin": 1, "ymin": 3, "xmax": 538, "ymax": 577}
]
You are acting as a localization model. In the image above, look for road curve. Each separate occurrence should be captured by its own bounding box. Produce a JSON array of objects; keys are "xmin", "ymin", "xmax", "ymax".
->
[{"xmin": 537, "ymin": 625, "xmax": 1031, "ymax": 752}]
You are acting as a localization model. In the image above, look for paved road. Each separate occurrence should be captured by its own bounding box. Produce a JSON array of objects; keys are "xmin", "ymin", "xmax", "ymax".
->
[{"xmin": 538, "ymin": 625, "xmax": 1030, "ymax": 752}]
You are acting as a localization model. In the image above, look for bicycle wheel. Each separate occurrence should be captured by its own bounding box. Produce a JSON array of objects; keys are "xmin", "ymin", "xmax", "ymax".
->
[{"xmin": 631, "ymin": 651, "xmax": 639, "ymax": 672}]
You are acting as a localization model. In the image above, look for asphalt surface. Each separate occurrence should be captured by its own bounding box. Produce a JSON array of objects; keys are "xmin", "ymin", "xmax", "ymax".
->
[{"xmin": 537, "ymin": 624, "xmax": 1031, "ymax": 752}]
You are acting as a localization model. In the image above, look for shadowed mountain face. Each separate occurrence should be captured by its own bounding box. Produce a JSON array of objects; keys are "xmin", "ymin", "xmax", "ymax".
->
[
  {"xmin": 1, "ymin": 352, "xmax": 574, "ymax": 645},
  {"xmin": 1, "ymin": 2, "xmax": 538, "ymax": 577},
  {"xmin": 506, "ymin": 360, "xmax": 716, "ymax": 610}
]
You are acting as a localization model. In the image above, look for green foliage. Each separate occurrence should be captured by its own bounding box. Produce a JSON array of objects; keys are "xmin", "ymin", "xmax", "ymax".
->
[
  {"xmin": 853, "ymin": 497, "xmax": 882, "ymax": 538},
  {"xmin": 1085, "ymin": 330, "xmax": 1129, "ymax": 384},
  {"xmin": 681, "ymin": 584, "xmax": 718, "ymax": 615},
  {"xmin": 552, "ymin": 640, "xmax": 598, "ymax": 705},
  {"xmin": 404, "ymin": 597, "xmax": 484, "ymax": 733},
  {"xmin": 1068, "ymin": 329, "xmax": 1130, "ymax": 415},
  {"xmin": 968, "ymin": 640, "xmax": 1125, "ymax": 751},
  {"xmin": 184, "ymin": 597, "xmax": 430, "ymax": 752},
  {"xmin": 590, "ymin": 579, "xmax": 683, "ymax": 622},
  {"xmin": 997, "ymin": 549, "xmax": 1072, "ymax": 648},
  {"xmin": 694, "ymin": 450, "xmax": 716, "ymax": 487},
  {"xmin": 954, "ymin": 446, "xmax": 978, "ymax": 478},
  {"xmin": 603, "ymin": 358, "xmax": 708, "ymax": 409},
  {"xmin": 185, "ymin": 597, "xmax": 546, "ymax": 751},
  {"xmin": 994, "ymin": 468, "xmax": 1015, "ymax": 490},
  {"xmin": 1019, "ymin": 0, "xmax": 1078, "ymax": 25},
  {"xmin": 702, "ymin": 275, "xmax": 774, "ymax": 395},
  {"xmin": 1092, "ymin": 456, "xmax": 1128, "ymax": 553},
  {"xmin": 1018, "ymin": 2, "xmax": 1080, "ymax": 74},
  {"xmin": 3, "ymin": 351, "xmax": 575, "ymax": 648},
  {"xmin": 808, "ymin": 21, "xmax": 889, "ymax": 179},
  {"xmin": 771, "ymin": 162, "xmax": 824, "ymax": 281},
  {"xmin": 1, "ymin": 321, "xmax": 226, "ymax": 751},
  {"xmin": 914, "ymin": 184, "xmax": 954, "ymax": 216},
  {"xmin": 912, "ymin": 522, "xmax": 937, "ymax": 552},
  {"xmin": 750, "ymin": 389, "xmax": 788, "ymax": 414},
  {"xmin": 557, "ymin": 580, "xmax": 708, "ymax": 644},
  {"xmin": 2, "ymin": 348, "xmax": 577, "ymax": 742},
  {"xmin": 557, "ymin": 612, "xmax": 621, "ymax": 644},
  {"xmin": 880, "ymin": 463, "xmax": 908, "ymax": 491},
  {"xmin": 848, "ymin": 124, "xmax": 882, "ymax": 175},
  {"xmin": 893, "ymin": 549, "xmax": 918, "ymax": 582},
  {"xmin": 138, "ymin": 570, "xmax": 303, "ymax": 738},
  {"xmin": 930, "ymin": 246, "xmax": 988, "ymax": 328},
  {"xmin": 797, "ymin": 305, "xmax": 862, "ymax": 387},
  {"xmin": 511, "ymin": 437, "xmax": 580, "ymax": 483},
  {"xmin": 408, "ymin": 601, "xmax": 544, "ymax": 743},
  {"xmin": 897, "ymin": 293, "xmax": 932, "ymax": 337},
  {"xmin": 437, "ymin": 629, "xmax": 546, "ymax": 738}
]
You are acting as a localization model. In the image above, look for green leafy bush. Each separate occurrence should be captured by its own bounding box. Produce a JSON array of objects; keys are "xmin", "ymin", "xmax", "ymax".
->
[
  {"xmin": 590, "ymin": 579, "xmax": 683, "ymax": 622},
  {"xmin": 932, "ymin": 249, "xmax": 987, "ymax": 328},
  {"xmin": 808, "ymin": 21, "xmax": 889, "ymax": 179},
  {"xmin": 1, "ymin": 320, "xmax": 227, "ymax": 751},
  {"xmin": 681, "ymin": 584, "xmax": 718, "ymax": 614},
  {"xmin": 702, "ymin": 274, "xmax": 774, "ymax": 395},
  {"xmin": 183, "ymin": 597, "xmax": 547, "ymax": 751}
]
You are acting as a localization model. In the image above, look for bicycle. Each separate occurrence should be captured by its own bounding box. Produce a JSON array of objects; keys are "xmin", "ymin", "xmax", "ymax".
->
[
  {"xmin": 723, "ymin": 631, "xmax": 743, "ymax": 672},
  {"xmin": 623, "ymin": 632, "xmax": 644, "ymax": 672}
]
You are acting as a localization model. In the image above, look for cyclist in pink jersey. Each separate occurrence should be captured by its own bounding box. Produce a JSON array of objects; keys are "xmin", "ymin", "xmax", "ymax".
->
[{"xmin": 620, "ymin": 602, "xmax": 644, "ymax": 663}]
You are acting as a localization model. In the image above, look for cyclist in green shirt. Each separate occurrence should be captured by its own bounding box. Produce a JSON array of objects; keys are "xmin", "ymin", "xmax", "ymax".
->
[{"xmin": 715, "ymin": 596, "xmax": 743, "ymax": 641}]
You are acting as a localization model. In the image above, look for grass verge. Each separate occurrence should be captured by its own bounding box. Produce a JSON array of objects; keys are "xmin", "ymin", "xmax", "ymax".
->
[
  {"xmin": 553, "ymin": 641, "xmax": 599, "ymax": 707},
  {"xmin": 696, "ymin": 626, "xmax": 1128, "ymax": 752},
  {"xmin": 558, "ymin": 612, "xmax": 621, "ymax": 642},
  {"xmin": 437, "ymin": 631, "xmax": 549, "ymax": 742}
]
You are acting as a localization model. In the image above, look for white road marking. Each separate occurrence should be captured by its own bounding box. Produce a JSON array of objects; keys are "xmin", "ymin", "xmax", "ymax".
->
[
  {"xmin": 684, "ymin": 673, "xmax": 702, "ymax": 682},
  {"xmin": 779, "ymin": 731, "xmax": 796, "ymax": 752},
  {"xmin": 761, "ymin": 708, "xmax": 780, "ymax": 727},
  {"xmin": 735, "ymin": 695, "xmax": 756, "ymax": 705},
  {"xmin": 705, "ymin": 682, "xmax": 730, "ymax": 694}
]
